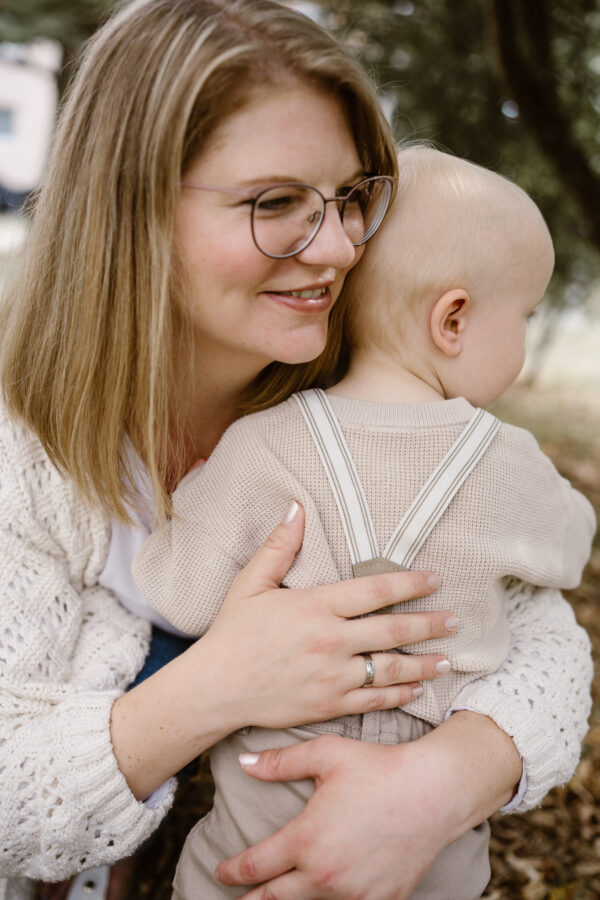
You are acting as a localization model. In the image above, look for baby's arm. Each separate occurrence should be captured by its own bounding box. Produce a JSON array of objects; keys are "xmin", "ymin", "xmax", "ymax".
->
[
  {"xmin": 452, "ymin": 429, "xmax": 595, "ymax": 810},
  {"xmin": 133, "ymin": 479, "xmax": 247, "ymax": 635},
  {"xmin": 493, "ymin": 425, "xmax": 595, "ymax": 589},
  {"xmin": 133, "ymin": 415, "xmax": 341, "ymax": 634}
]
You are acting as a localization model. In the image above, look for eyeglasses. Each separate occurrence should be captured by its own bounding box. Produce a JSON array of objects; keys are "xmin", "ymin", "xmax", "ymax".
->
[{"xmin": 180, "ymin": 175, "xmax": 395, "ymax": 259}]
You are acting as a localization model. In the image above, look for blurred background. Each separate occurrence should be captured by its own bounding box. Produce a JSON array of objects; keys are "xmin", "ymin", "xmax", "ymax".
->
[{"xmin": 0, "ymin": 1, "xmax": 598, "ymax": 897}]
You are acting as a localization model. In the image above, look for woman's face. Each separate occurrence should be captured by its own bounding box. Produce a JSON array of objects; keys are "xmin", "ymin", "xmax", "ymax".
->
[{"xmin": 174, "ymin": 84, "xmax": 365, "ymax": 376}]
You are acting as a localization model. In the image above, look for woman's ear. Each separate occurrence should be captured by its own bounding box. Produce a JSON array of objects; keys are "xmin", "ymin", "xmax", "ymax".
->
[{"xmin": 430, "ymin": 289, "xmax": 470, "ymax": 357}]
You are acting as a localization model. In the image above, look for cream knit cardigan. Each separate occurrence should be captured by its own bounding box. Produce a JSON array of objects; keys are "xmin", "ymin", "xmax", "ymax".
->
[
  {"xmin": 0, "ymin": 402, "xmax": 593, "ymax": 898},
  {"xmin": 0, "ymin": 409, "xmax": 176, "ymax": 900}
]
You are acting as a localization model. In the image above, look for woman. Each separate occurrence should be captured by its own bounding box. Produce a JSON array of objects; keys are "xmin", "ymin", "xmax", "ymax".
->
[{"xmin": 0, "ymin": 2, "xmax": 592, "ymax": 899}]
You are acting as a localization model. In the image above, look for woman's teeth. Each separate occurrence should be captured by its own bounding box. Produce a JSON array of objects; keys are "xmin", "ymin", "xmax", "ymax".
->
[{"xmin": 281, "ymin": 287, "xmax": 327, "ymax": 299}]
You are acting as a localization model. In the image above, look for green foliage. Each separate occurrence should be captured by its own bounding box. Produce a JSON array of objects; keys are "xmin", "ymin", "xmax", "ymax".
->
[
  {"xmin": 0, "ymin": 0, "xmax": 114, "ymax": 48},
  {"xmin": 315, "ymin": 0, "xmax": 600, "ymax": 304}
]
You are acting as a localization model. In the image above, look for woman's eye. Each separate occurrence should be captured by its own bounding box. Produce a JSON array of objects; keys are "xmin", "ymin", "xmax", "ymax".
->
[
  {"xmin": 342, "ymin": 184, "xmax": 371, "ymax": 211},
  {"xmin": 254, "ymin": 189, "xmax": 305, "ymax": 217},
  {"xmin": 257, "ymin": 195, "xmax": 294, "ymax": 212}
]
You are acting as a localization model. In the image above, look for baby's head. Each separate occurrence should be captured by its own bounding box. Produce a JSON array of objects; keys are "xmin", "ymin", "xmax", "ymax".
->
[{"xmin": 345, "ymin": 145, "xmax": 555, "ymax": 406}]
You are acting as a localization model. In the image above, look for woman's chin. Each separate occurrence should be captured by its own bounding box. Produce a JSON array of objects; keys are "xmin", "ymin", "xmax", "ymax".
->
[
  {"xmin": 270, "ymin": 328, "xmax": 329, "ymax": 367},
  {"xmin": 274, "ymin": 344, "xmax": 326, "ymax": 366}
]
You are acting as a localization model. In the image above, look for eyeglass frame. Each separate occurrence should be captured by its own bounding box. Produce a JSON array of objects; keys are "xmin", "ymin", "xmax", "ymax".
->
[{"xmin": 180, "ymin": 175, "xmax": 396, "ymax": 259}]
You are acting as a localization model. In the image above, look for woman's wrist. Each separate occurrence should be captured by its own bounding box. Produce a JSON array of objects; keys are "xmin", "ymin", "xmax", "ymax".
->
[
  {"xmin": 110, "ymin": 638, "xmax": 246, "ymax": 800},
  {"xmin": 413, "ymin": 710, "xmax": 521, "ymax": 839}
]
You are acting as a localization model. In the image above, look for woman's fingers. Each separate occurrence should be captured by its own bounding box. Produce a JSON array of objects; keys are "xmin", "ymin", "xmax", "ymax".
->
[
  {"xmin": 346, "ymin": 608, "xmax": 458, "ymax": 654},
  {"xmin": 230, "ymin": 501, "xmax": 305, "ymax": 595},
  {"xmin": 216, "ymin": 740, "xmax": 338, "ymax": 889},
  {"xmin": 319, "ymin": 569, "xmax": 441, "ymax": 618},
  {"xmin": 216, "ymin": 832, "xmax": 297, "ymax": 895},
  {"xmin": 352, "ymin": 651, "xmax": 450, "ymax": 689},
  {"xmin": 341, "ymin": 651, "xmax": 453, "ymax": 712},
  {"xmin": 238, "ymin": 871, "xmax": 310, "ymax": 900}
]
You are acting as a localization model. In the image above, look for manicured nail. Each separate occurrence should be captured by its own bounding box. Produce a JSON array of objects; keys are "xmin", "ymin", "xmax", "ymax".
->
[
  {"xmin": 283, "ymin": 500, "xmax": 300, "ymax": 524},
  {"xmin": 412, "ymin": 685, "xmax": 424, "ymax": 698},
  {"xmin": 436, "ymin": 659, "xmax": 451, "ymax": 676},
  {"xmin": 445, "ymin": 616, "xmax": 459, "ymax": 633},
  {"xmin": 427, "ymin": 574, "xmax": 441, "ymax": 589},
  {"xmin": 239, "ymin": 752, "xmax": 260, "ymax": 767}
]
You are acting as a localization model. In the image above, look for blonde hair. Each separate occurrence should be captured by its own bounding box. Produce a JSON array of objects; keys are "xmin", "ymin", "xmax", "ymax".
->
[
  {"xmin": 345, "ymin": 143, "xmax": 550, "ymax": 353},
  {"xmin": 0, "ymin": 0, "xmax": 397, "ymax": 521}
]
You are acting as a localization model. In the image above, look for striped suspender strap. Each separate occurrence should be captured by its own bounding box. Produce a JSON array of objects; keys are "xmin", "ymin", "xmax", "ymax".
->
[
  {"xmin": 293, "ymin": 389, "xmax": 380, "ymax": 566},
  {"xmin": 383, "ymin": 407, "xmax": 501, "ymax": 569},
  {"xmin": 294, "ymin": 390, "xmax": 500, "ymax": 571}
]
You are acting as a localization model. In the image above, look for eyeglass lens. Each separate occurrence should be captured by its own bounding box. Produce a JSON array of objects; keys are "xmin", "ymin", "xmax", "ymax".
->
[{"xmin": 251, "ymin": 177, "xmax": 392, "ymax": 259}]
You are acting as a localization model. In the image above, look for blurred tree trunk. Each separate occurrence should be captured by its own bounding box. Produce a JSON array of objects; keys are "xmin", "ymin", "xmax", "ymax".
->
[{"xmin": 490, "ymin": 0, "xmax": 600, "ymax": 250}]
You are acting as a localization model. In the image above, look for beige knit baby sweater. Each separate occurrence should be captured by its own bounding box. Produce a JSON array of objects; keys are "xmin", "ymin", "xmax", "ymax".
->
[{"xmin": 135, "ymin": 395, "xmax": 595, "ymax": 726}]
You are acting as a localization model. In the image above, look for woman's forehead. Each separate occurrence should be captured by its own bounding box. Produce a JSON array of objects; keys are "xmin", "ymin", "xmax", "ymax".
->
[{"xmin": 185, "ymin": 84, "xmax": 362, "ymax": 188}]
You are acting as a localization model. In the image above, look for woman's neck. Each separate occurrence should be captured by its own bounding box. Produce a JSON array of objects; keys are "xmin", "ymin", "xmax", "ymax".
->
[{"xmin": 174, "ymin": 348, "xmax": 265, "ymax": 466}]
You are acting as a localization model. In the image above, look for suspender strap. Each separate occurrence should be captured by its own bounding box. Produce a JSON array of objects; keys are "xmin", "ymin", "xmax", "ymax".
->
[
  {"xmin": 293, "ymin": 389, "xmax": 380, "ymax": 566},
  {"xmin": 383, "ymin": 408, "xmax": 501, "ymax": 569},
  {"xmin": 294, "ymin": 390, "xmax": 500, "ymax": 572}
]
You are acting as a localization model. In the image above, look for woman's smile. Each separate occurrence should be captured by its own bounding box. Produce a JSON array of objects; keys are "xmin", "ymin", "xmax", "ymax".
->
[{"xmin": 262, "ymin": 283, "xmax": 332, "ymax": 313}]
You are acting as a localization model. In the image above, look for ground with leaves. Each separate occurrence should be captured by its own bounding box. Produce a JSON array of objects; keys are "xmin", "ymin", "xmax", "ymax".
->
[{"xmin": 132, "ymin": 383, "xmax": 600, "ymax": 900}]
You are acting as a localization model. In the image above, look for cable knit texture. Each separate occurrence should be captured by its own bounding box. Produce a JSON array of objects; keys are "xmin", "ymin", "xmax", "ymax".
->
[
  {"xmin": 0, "ymin": 408, "xmax": 175, "ymax": 899},
  {"xmin": 135, "ymin": 395, "xmax": 595, "ymax": 727}
]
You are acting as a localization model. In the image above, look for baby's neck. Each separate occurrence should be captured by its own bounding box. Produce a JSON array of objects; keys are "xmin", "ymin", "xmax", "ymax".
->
[{"xmin": 329, "ymin": 348, "xmax": 445, "ymax": 404}]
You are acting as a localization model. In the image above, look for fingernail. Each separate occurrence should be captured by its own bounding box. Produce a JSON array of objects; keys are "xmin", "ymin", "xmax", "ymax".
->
[
  {"xmin": 282, "ymin": 500, "xmax": 300, "ymax": 524},
  {"xmin": 436, "ymin": 659, "xmax": 451, "ymax": 676},
  {"xmin": 239, "ymin": 752, "xmax": 260, "ymax": 767},
  {"xmin": 213, "ymin": 868, "xmax": 223, "ymax": 883},
  {"xmin": 445, "ymin": 616, "xmax": 459, "ymax": 633},
  {"xmin": 427, "ymin": 574, "xmax": 441, "ymax": 588},
  {"xmin": 412, "ymin": 685, "xmax": 424, "ymax": 698}
]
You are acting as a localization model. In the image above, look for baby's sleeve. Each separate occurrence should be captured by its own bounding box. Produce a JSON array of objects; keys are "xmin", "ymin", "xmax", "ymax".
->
[
  {"xmin": 133, "ymin": 415, "xmax": 313, "ymax": 635},
  {"xmin": 132, "ymin": 498, "xmax": 242, "ymax": 636},
  {"xmin": 494, "ymin": 426, "xmax": 596, "ymax": 588}
]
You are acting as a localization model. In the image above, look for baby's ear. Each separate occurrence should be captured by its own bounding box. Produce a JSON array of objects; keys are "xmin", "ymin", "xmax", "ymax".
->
[{"xmin": 430, "ymin": 289, "xmax": 470, "ymax": 357}]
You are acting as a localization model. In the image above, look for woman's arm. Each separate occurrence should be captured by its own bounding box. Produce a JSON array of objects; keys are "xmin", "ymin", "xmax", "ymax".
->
[
  {"xmin": 112, "ymin": 504, "xmax": 452, "ymax": 800},
  {"xmin": 0, "ymin": 416, "xmax": 173, "ymax": 880},
  {"xmin": 214, "ymin": 713, "xmax": 520, "ymax": 900},
  {"xmin": 215, "ymin": 582, "xmax": 593, "ymax": 899},
  {"xmin": 450, "ymin": 579, "xmax": 593, "ymax": 811}
]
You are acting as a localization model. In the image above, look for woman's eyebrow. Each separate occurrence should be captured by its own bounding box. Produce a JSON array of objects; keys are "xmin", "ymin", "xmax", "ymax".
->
[{"xmin": 234, "ymin": 168, "xmax": 368, "ymax": 191}]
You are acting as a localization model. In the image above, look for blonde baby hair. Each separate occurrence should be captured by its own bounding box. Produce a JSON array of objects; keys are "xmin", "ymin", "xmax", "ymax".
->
[{"xmin": 344, "ymin": 143, "xmax": 550, "ymax": 354}]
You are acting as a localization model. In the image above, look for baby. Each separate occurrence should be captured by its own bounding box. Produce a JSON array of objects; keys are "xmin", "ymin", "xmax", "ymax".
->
[{"xmin": 133, "ymin": 146, "xmax": 595, "ymax": 899}]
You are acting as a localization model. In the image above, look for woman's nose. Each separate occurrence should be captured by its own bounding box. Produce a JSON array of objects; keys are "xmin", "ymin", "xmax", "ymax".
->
[{"xmin": 295, "ymin": 203, "xmax": 357, "ymax": 270}]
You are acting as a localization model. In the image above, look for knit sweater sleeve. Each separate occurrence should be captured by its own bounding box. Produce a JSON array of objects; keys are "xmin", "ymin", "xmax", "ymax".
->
[
  {"xmin": 488, "ymin": 425, "xmax": 596, "ymax": 589},
  {"xmin": 0, "ymin": 412, "xmax": 175, "ymax": 881},
  {"xmin": 133, "ymin": 412, "xmax": 341, "ymax": 635},
  {"xmin": 453, "ymin": 579, "xmax": 593, "ymax": 812}
]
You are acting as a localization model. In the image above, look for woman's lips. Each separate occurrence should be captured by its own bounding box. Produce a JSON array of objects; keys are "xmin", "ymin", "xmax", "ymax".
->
[{"xmin": 263, "ymin": 286, "xmax": 332, "ymax": 313}]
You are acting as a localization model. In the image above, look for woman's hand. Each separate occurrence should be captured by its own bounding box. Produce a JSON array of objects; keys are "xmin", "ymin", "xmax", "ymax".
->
[
  {"xmin": 111, "ymin": 502, "xmax": 454, "ymax": 800},
  {"xmin": 199, "ymin": 501, "xmax": 455, "ymax": 731},
  {"xmin": 215, "ymin": 712, "xmax": 522, "ymax": 900}
]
